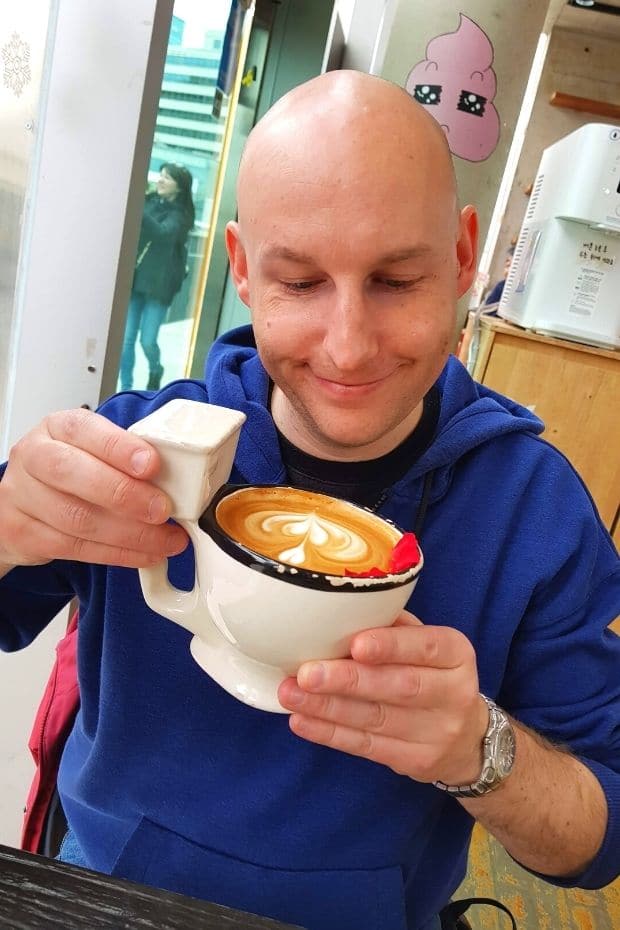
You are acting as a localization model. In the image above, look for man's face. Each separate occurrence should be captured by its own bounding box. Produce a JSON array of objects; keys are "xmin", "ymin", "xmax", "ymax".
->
[{"xmin": 227, "ymin": 136, "xmax": 476, "ymax": 459}]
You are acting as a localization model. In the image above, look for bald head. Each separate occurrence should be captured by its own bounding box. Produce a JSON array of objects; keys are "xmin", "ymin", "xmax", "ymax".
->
[
  {"xmin": 225, "ymin": 71, "xmax": 478, "ymax": 460},
  {"xmin": 237, "ymin": 70, "xmax": 458, "ymax": 227}
]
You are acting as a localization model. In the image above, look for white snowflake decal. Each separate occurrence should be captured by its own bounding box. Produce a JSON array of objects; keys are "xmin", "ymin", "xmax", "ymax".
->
[{"xmin": 2, "ymin": 32, "xmax": 32, "ymax": 97}]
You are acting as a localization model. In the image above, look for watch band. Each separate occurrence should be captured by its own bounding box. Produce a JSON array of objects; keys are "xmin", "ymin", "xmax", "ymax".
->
[{"xmin": 433, "ymin": 695, "xmax": 515, "ymax": 798}]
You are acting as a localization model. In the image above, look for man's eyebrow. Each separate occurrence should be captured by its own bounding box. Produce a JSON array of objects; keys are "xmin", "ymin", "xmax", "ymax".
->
[
  {"xmin": 262, "ymin": 246, "xmax": 316, "ymax": 264},
  {"xmin": 376, "ymin": 246, "xmax": 434, "ymax": 264}
]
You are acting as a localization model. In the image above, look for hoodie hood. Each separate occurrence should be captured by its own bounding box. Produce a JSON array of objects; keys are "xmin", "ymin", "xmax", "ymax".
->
[
  {"xmin": 206, "ymin": 325, "xmax": 284, "ymax": 484},
  {"xmin": 205, "ymin": 325, "xmax": 544, "ymax": 496}
]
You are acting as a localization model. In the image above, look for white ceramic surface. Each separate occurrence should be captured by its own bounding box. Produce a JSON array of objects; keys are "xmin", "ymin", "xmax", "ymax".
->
[
  {"xmin": 189, "ymin": 634, "xmax": 294, "ymax": 715},
  {"xmin": 140, "ymin": 517, "xmax": 422, "ymax": 713},
  {"xmin": 128, "ymin": 399, "xmax": 246, "ymax": 521},
  {"xmin": 134, "ymin": 399, "xmax": 423, "ymax": 713}
]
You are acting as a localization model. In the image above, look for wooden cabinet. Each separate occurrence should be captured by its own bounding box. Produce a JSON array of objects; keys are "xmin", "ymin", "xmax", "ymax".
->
[{"xmin": 473, "ymin": 317, "xmax": 620, "ymax": 537}]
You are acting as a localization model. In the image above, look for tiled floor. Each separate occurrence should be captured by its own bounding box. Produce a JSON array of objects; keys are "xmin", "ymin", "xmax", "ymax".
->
[{"xmin": 457, "ymin": 824, "xmax": 620, "ymax": 930}]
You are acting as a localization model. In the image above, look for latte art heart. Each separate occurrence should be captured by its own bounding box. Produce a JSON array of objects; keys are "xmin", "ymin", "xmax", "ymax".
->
[
  {"xmin": 215, "ymin": 487, "xmax": 401, "ymax": 575},
  {"xmin": 254, "ymin": 512, "xmax": 369, "ymax": 566}
]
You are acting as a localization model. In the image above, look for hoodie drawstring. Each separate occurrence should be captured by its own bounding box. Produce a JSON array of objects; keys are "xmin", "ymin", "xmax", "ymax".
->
[
  {"xmin": 413, "ymin": 470, "xmax": 435, "ymax": 539},
  {"xmin": 373, "ymin": 470, "xmax": 435, "ymax": 540}
]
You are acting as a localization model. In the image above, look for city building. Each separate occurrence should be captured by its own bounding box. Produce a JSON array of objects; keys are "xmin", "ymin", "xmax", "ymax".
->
[{"xmin": 149, "ymin": 26, "xmax": 228, "ymax": 219}]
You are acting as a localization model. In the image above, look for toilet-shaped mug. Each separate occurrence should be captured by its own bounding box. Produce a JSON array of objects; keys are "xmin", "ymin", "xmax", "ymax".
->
[{"xmin": 130, "ymin": 399, "xmax": 423, "ymax": 713}]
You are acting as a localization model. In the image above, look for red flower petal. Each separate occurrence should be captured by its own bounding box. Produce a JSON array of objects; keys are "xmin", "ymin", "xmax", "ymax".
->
[
  {"xmin": 344, "ymin": 567, "xmax": 387, "ymax": 578},
  {"xmin": 388, "ymin": 532, "xmax": 421, "ymax": 573},
  {"xmin": 342, "ymin": 533, "xmax": 420, "ymax": 578}
]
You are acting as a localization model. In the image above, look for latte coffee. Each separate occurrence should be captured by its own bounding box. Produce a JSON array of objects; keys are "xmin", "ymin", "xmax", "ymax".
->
[{"xmin": 215, "ymin": 486, "xmax": 400, "ymax": 575}]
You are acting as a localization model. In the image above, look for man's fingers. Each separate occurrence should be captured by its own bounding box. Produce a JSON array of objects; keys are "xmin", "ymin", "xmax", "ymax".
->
[
  {"xmin": 350, "ymin": 622, "xmax": 473, "ymax": 670},
  {"xmin": 287, "ymin": 714, "xmax": 436, "ymax": 779},
  {"xmin": 279, "ymin": 678, "xmax": 448, "ymax": 740},
  {"xmin": 21, "ymin": 430, "xmax": 170, "ymax": 524},
  {"xmin": 293, "ymin": 659, "xmax": 463, "ymax": 708},
  {"xmin": 8, "ymin": 472, "xmax": 186, "ymax": 559},
  {"xmin": 394, "ymin": 609, "xmax": 424, "ymax": 627},
  {"xmin": 2, "ymin": 464, "xmax": 187, "ymax": 564},
  {"xmin": 0, "ymin": 408, "xmax": 185, "ymax": 569},
  {"xmin": 45, "ymin": 409, "xmax": 159, "ymax": 479},
  {"xmin": 5, "ymin": 511, "xmax": 180, "ymax": 569}
]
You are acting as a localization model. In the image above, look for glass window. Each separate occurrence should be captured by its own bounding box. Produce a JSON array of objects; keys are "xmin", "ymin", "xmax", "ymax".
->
[{"xmin": 117, "ymin": 1, "xmax": 244, "ymax": 393}]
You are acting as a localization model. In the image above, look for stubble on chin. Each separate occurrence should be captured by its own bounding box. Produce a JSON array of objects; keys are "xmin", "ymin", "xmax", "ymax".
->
[
  {"xmin": 270, "ymin": 381, "xmax": 423, "ymax": 460},
  {"xmin": 270, "ymin": 382, "xmax": 321, "ymax": 449}
]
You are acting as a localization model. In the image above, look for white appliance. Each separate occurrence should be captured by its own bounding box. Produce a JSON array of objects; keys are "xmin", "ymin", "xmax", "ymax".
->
[{"xmin": 498, "ymin": 123, "xmax": 620, "ymax": 349}]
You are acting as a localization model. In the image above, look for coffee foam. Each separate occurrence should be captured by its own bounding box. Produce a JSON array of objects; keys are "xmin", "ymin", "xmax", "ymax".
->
[{"xmin": 216, "ymin": 487, "xmax": 400, "ymax": 575}]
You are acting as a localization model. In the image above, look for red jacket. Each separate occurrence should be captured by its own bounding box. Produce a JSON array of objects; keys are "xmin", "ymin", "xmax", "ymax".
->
[{"xmin": 21, "ymin": 612, "xmax": 80, "ymax": 853}]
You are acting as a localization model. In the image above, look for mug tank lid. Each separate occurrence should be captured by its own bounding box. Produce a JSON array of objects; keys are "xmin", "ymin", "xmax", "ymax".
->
[{"xmin": 129, "ymin": 399, "xmax": 246, "ymax": 453}]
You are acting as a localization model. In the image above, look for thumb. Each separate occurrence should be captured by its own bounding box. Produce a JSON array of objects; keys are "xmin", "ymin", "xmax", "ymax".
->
[{"xmin": 394, "ymin": 609, "xmax": 423, "ymax": 628}]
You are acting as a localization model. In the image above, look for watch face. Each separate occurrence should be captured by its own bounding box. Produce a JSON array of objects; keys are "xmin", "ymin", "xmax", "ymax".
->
[{"xmin": 496, "ymin": 725, "xmax": 516, "ymax": 777}]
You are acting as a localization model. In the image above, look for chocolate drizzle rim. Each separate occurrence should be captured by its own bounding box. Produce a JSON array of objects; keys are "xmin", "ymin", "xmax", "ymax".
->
[{"xmin": 198, "ymin": 484, "xmax": 423, "ymax": 593}]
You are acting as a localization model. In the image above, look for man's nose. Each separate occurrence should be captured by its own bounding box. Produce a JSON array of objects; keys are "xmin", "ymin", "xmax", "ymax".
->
[{"xmin": 323, "ymin": 285, "xmax": 380, "ymax": 373}]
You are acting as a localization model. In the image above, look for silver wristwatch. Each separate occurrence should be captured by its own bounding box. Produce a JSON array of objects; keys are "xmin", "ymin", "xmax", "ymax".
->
[{"xmin": 433, "ymin": 696, "xmax": 516, "ymax": 798}]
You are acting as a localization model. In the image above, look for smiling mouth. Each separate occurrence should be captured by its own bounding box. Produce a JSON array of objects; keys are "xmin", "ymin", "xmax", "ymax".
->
[{"xmin": 312, "ymin": 373, "xmax": 389, "ymax": 393}]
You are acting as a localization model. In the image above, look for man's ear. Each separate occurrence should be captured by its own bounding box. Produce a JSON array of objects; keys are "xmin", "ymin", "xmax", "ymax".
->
[
  {"xmin": 455, "ymin": 205, "xmax": 479, "ymax": 298},
  {"xmin": 225, "ymin": 221, "xmax": 251, "ymax": 307}
]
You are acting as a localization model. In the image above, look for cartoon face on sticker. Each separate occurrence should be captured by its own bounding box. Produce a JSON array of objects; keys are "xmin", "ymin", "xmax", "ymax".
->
[{"xmin": 405, "ymin": 14, "xmax": 500, "ymax": 162}]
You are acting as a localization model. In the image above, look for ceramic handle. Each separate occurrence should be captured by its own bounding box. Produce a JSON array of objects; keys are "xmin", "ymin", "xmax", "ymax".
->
[
  {"xmin": 129, "ymin": 400, "xmax": 246, "ymax": 639},
  {"xmin": 139, "ymin": 558, "xmax": 203, "ymax": 637},
  {"xmin": 139, "ymin": 519, "xmax": 208, "ymax": 638}
]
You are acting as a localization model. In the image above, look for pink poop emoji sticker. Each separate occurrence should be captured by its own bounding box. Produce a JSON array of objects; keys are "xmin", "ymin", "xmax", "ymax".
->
[{"xmin": 405, "ymin": 13, "xmax": 500, "ymax": 162}]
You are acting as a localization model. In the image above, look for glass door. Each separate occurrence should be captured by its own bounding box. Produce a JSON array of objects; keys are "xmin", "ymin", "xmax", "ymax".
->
[
  {"xmin": 188, "ymin": 0, "xmax": 336, "ymax": 377},
  {"xmin": 115, "ymin": 0, "xmax": 256, "ymax": 393},
  {"xmin": 110, "ymin": 0, "xmax": 337, "ymax": 391}
]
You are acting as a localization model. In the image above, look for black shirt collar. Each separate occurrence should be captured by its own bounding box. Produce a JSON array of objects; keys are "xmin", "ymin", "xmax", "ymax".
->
[{"xmin": 276, "ymin": 385, "xmax": 440, "ymax": 509}]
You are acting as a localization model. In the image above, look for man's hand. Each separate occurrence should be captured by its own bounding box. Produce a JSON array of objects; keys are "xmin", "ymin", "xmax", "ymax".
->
[
  {"xmin": 0, "ymin": 408, "xmax": 188, "ymax": 571},
  {"xmin": 279, "ymin": 610, "xmax": 609, "ymax": 878},
  {"xmin": 278, "ymin": 611, "xmax": 489, "ymax": 786}
]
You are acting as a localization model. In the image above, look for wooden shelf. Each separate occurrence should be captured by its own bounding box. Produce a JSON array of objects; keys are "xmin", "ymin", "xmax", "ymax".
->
[
  {"xmin": 473, "ymin": 317, "xmax": 620, "ymax": 532},
  {"xmin": 477, "ymin": 316, "xmax": 619, "ymax": 361},
  {"xmin": 550, "ymin": 91, "xmax": 620, "ymax": 120}
]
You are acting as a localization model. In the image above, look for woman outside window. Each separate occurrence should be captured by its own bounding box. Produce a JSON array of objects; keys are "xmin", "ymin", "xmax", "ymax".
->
[{"xmin": 120, "ymin": 163, "xmax": 195, "ymax": 391}]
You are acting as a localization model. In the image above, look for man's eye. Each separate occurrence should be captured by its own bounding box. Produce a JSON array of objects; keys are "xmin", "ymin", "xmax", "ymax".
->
[
  {"xmin": 379, "ymin": 278, "xmax": 415, "ymax": 290},
  {"xmin": 282, "ymin": 280, "xmax": 320, "ymax": 292}
]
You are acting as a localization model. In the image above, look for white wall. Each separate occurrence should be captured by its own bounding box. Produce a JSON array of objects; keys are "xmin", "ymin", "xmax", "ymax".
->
[
  {"xmin": 488, "ymin": 10, "xmax": 620, "ymax": 286},
  {"xmin": 0, "ymin": 0, "xmax": 54, "ymax": 447},
  {"xmin": 335, "ymin": 0, "xmax": 356, "ymax": 39},
  {"xmin": 379, "ymin": 0, "xmax": 553, "ymax": 276},
  {"xmin": 0, "ymin": 608, "xmax": 69, "ymax": 847},
  {"xmin": 341, "ymin": 0, "xmax": 399, "ymax": 74},
  {"xmin": 2, "ymin": 0, "xmax": 173, "ymax": 457}
]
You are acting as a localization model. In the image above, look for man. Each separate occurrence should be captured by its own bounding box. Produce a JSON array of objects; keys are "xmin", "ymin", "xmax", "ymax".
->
[{"xmin": 1, "ymin": 72, "xmax": 618, "ymax": 930}]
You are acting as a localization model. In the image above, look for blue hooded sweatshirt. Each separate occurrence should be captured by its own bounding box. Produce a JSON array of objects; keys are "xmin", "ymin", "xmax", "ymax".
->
[{"xmin": 1, "ymin": 325, "xmax": 619, "ymax": 930}]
